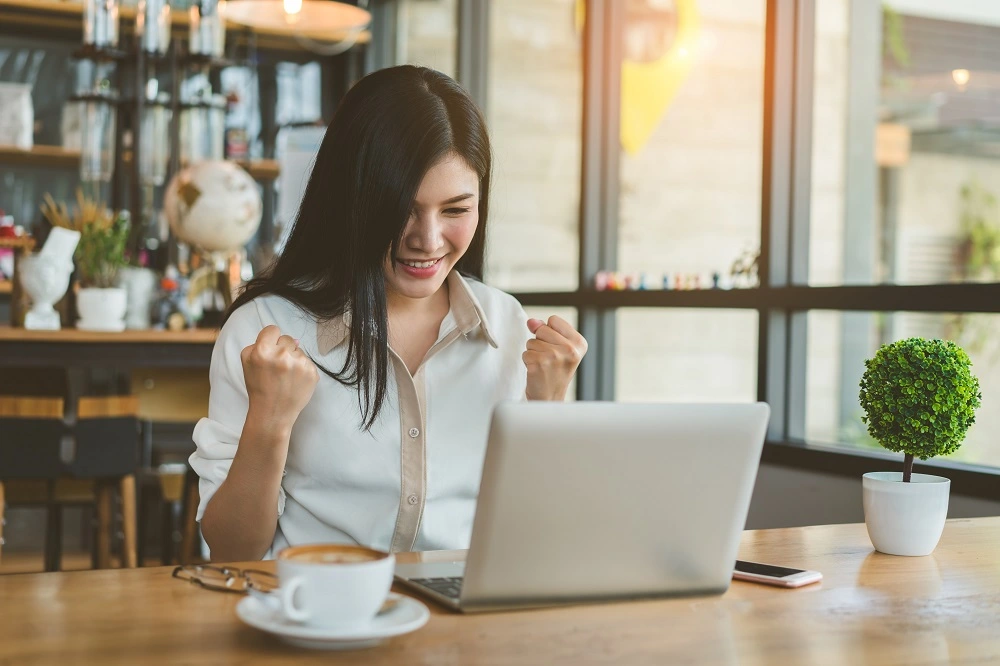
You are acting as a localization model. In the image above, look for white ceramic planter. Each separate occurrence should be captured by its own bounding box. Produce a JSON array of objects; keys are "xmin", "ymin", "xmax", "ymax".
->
[
  {"xmin": 77, "ymin": 286, "xmax": 127, "ymax": 332},
  {"xmin": 863, "ymin": 472, "xmax": 950, "ymax": 556}
]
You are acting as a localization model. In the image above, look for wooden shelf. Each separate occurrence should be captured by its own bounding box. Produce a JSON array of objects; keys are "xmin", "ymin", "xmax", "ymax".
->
[
  {"xmin": 0, "ymin": 281, "xmax": 12, "ymax": 295},
  {"xmin": 0, "ymin": 325, "xmax": 218, "ymax": 344},
  {"xmin": 0, "ymin": 0, "xmax": 371, "ymax": 51},
  {"xmin": 235, "ymin": 159, "xmax": 280, "ymax": 180},
  {"xmin": 0, "ymin": 145, "xmax": 281, "ymax": 181},
  {"xmin": 0, "ymin": 144, "xmax": 79, "ymax": 169}
]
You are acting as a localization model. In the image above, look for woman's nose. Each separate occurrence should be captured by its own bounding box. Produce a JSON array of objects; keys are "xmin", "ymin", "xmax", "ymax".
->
[{"xmin": 407, "ymin": 213, "xmax": 444, "ymax": 252}]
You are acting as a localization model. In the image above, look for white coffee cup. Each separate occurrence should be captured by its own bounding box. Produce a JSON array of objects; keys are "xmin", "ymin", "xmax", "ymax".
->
[{"xmin": 276, "ymin": 544, "xmax": 395, "ymax": 630}]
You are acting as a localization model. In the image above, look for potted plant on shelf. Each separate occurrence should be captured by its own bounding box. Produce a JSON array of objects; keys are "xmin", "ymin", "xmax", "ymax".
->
[
  {"xmin": 42, "ymin": 190, "xmax": 131, "ymax": 331},
  {"xmin": 859, "ymin": 337, "xmax": 982, "ymax": 556}
]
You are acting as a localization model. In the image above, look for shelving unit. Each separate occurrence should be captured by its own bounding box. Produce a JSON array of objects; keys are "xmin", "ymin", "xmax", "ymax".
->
[
  {"xmin": 0, "ymin": 0, "xmax": 371, "ymax": 51},
  {"xmin": 0, "ymin": 145, "xmax": 281, "ymax": 181},
  {"xmin": 0, "ymin": 0, "xmax": 367, "ymax": 309}
]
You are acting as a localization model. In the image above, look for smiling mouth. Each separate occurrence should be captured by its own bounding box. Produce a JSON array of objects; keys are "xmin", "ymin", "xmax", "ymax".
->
[{"xmin": 397, "ymin": 257, "xmax": 443, "ymax": 269}]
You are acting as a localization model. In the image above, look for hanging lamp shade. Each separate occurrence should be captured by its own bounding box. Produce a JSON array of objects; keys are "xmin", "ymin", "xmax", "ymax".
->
[{"xmin": 223, "ymin": 0, "xmax": 370, "ymax": 36}]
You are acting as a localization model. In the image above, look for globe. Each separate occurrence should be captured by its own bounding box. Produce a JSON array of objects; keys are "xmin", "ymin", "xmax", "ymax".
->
[{"xmin": 163, "ymin": 160, "xmax": 263, "ymax": 256}]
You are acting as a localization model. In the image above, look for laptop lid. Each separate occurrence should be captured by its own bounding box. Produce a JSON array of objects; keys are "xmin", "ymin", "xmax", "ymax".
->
[{"xmin": 458, "ymin": 401, "xmax": 769, "ymax": 611}]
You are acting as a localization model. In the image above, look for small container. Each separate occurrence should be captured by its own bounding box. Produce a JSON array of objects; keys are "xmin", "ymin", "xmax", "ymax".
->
[
  {"xmin": 180, "ymin": 94, "xmax": 225, "ymax": 164},
  {"xmin": 140, "ymin": 93, "xmax": 173, "ymax": 185},
  {"xmin": 83, "ymin": 0, "xmax": 121, "ymax": 48},
  {"xmin": 189, "ymin": 0, "xmax": 226, "ymax": 57},
  {"xmin": 137, "ymin": 0, "xmax": 172, "ymax": 55},
  {"xmin": 78, "ymin": 93, "xmax": 118, "ymax": 183}
]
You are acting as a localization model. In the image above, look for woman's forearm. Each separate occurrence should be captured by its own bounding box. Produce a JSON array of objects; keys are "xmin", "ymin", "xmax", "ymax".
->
[{"xmin": 200, "ymin": 411, "xmax": 292, "ymax": 562}]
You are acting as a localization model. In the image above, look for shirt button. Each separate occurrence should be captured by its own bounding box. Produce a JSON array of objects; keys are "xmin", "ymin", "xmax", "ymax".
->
[
  {"xmin": 408, "ymin": 427, "xmax": 420, "ymax": 438},
  {"xmin": 407, "ymin": 494, "xmax": 419, "ymax": 505}
]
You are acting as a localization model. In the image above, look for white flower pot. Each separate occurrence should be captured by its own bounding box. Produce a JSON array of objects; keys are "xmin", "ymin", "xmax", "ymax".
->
[
  {"xmin": 862, "ymin": 472, "xmax": 950, "ymax": 556},
  {"xmin": 77, "ymin": 286, "xmax": 128, "ymax": 332}
]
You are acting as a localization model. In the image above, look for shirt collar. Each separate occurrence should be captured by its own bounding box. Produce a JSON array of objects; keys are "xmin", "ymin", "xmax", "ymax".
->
[{"xmin": 316, "ymin": 272, "xmax": 498, "ymax": 356}]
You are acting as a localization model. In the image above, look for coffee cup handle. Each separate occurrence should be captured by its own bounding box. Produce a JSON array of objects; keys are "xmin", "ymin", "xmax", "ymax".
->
[{"xmin": 278, "ymin": 576, "xmax": 311, "ymax": 623}]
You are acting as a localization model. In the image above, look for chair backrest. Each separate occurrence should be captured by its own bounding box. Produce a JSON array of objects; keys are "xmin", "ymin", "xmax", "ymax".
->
[
  {"xmin": 73, "ymin": 397, "xmax": 140, "ymax": 478},
  {"xmin": 78, "ymin": 396, "xmax": 139, "ymax": 419},
  {"xmin": 0, "ymin": 397, "xmax": 64, "ymax": 419},
  {"xmin": 0, "ymin": 396, "xmax": 140, "ymax": 480},
  {"xmin": 0, "ymin": 397, "xmax": 66, "ymax": 479}
]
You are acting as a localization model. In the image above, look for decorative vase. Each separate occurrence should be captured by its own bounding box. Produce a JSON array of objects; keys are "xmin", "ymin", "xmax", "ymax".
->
[
  {"xmin": 118, "ymin": 267, "xmax": 157, "ymax": 329},
  {"xmin": 19, "ymin": 254, "xmax": 74, "ymax": 330},
  {"xmin": 862, "ymin": 472, "xmax": 950, "ymax": 556},
  {"xmin": 77, "ymin": 286, "xmax": 128, "ymax": 332}
]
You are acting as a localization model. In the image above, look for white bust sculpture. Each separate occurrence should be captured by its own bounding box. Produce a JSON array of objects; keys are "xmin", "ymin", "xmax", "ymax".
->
[{"xmin": 20, "ymin": 227, "xmax": 81, "ymax": 331}]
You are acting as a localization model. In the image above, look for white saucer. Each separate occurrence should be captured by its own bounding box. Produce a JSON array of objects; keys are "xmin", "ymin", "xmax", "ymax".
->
[{"xmin": 236, "ymin": 593, "xmax": 430, "ymax": 651}]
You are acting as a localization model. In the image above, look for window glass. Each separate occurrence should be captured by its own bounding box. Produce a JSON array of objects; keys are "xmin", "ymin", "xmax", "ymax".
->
[
  {"xmin": 617, "ymin": 0, "xmax": 766, "ymax": 288},
  {"xmin": 486, "ymin": 0, "xmax": 582, "ymax": 292},
  {"xmin": 805, "ymin": 310, "xmax": 998, "ymax": 467},
  {"xmin": 398, "ymin": 0, "xmax": 457, "ymax": 76},
  {"xmin": 810, "ymin": 1, "xmax": 1000, "ymax": 285},
  {"xmin": 616, "ymin": 309, "xmax": 758, "ymax": 402}
]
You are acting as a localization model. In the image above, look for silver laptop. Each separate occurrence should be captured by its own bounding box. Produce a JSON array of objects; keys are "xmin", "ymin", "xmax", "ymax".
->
[{"xmin": 394, "ymin": 401, "xmax": 770, "ymax": 612}]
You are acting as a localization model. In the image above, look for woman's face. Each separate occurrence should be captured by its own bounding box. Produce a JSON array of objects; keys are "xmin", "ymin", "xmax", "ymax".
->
[{"xmin": 383, "ymin": 152, "xmax": 480, "ymax": 302}]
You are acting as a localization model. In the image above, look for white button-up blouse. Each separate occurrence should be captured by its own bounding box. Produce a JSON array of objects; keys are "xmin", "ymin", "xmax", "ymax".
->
[{"xmin": 190, "ymin": 272, "xmax": 531, "ymax": 556}]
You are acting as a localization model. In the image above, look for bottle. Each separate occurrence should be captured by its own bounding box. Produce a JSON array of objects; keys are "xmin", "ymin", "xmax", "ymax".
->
[{"xmin": 224, "ymin": 89, "xmax": 248, "ymax": 160}]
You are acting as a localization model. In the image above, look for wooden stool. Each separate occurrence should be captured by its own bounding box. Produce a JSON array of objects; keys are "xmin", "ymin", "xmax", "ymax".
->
[{"xmin": 0, "ymin": 396, "xmax": 139, "ymax": 570}]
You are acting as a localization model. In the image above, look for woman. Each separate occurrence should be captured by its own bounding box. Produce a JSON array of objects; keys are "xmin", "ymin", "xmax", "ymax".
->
[{"xmin": 190, "ymin": 66, "xmax": 587, "ymax": 562}]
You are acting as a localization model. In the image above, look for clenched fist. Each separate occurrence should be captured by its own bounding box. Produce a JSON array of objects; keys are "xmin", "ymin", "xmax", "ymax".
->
[
  {"xmin": 523, "ymin": 316, "xmax": 588, "ymax": 401},
  {"xmin": 241, "ymin": 325, "xmax": 319, "ymax": 431}
]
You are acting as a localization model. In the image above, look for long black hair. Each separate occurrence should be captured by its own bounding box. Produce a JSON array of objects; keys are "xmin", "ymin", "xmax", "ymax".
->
[{"xmin": 228, "ymin": 66, "xmax": 492, "ymax": 429}]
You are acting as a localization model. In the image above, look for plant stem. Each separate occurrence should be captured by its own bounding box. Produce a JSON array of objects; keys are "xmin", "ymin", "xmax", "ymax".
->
[{"xmin": 903, "ymin": 453, "xmax": 914, "ymax": 483}]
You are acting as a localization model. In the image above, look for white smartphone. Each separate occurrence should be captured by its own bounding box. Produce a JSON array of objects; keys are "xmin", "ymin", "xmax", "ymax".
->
[{"xmin": 733, "ymin": 560, "xmax": 823, "ymax": 588}]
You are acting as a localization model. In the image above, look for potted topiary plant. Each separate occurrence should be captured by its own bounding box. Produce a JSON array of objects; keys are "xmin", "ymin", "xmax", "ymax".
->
[{"xmin": 859, "ymin": 337, "xmax": 982, "ymax": 556}]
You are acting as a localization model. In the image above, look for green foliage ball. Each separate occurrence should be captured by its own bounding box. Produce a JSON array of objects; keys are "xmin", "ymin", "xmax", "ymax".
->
[{"xmin": 859, "ymin": 338, "xmax": 981, "ymax": 460}]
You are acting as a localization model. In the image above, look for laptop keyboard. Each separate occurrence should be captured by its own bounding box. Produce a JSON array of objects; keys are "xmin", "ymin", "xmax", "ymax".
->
[{"xmin": 411, "ymin": 576, "xmax": 464, "ymax": 600}]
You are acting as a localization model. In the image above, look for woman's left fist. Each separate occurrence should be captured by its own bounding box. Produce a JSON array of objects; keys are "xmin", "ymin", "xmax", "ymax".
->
[{"xmin": 523, "ymin": 315, "xmax": 588, "ymax": 401}]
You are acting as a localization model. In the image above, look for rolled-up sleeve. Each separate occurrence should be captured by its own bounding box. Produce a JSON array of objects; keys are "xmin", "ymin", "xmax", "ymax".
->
[{"xmin": 189, "ymin": 301, "xmax": 286, "ymax": 522}]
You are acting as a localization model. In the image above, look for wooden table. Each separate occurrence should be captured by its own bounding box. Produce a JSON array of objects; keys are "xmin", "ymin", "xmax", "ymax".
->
[
  {"xmin": 1, "ymin": 518, "xmax": 999, "ymax": 664},
  {"xmin": 0, "ymin": 326, "xmax": 217, "ymax": 368}
]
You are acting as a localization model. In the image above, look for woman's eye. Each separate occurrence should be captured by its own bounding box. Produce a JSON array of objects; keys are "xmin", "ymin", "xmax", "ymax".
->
[{"xmin": 445, "ymin": 207, "xmax": 472, "ymax": 215}]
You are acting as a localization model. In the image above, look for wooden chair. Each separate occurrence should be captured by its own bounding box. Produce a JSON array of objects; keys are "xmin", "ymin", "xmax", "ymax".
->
[
  {"xmin": 131, "ymin": 368, "xmax": 207, "ymax": 565},
  {"xmin": 0, "ymin": 396, "xmax": 139, "ymax": 570}
]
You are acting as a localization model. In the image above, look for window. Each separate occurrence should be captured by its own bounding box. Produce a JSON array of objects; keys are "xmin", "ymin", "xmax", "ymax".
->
[
  {"xmin": 616, "ymin": 309, "xmax": 758, "ymax": 403},
  {"xmin": 398, "ymin": 0, "xmax": 458, "ymax": 76},
  {"xmin": 618, "ymin": 0, "xmax": 766, "ymax": 285},
  {"xmin": 485, "ymin": 0, "xmax": 582, "ymax": 292},
  {"xmin": 810, "ymin": 1, "xmax": 1000, "ymax": 286},
  {"xmin": 804, "ymin": 310, "xmax": 1000, "ymax": 467}
]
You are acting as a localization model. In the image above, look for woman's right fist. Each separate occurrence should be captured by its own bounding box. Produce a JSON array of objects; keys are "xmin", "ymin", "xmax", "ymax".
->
[{"xmin": 240, "ymin": 325, "xmax": 320, "ymax": 430}]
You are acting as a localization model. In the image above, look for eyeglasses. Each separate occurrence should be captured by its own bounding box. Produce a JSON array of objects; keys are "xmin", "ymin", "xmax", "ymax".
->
[{"xmin": 172, "ymin": 564, "xmax": 279, "ymax": 594}]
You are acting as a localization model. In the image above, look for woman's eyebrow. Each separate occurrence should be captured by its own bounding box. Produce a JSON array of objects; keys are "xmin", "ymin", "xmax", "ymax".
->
[
  {"xmin": 414, "ymin": 192, "xmax": 476, "ymax": 208},
  {"xmin": 441, "ymin": 193, "xmax": 476, "ymax": 204}
]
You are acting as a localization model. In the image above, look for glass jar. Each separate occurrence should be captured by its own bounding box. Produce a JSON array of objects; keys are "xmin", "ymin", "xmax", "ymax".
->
[
  {"xmin": 140, "ymin": 93, "xmax": 173, "ymax": 185},
  {"xmin": 83, "ymin": 0, "xmax": 120, "ymax": 48},
  {"xmin": 180, "ymin": 94, "xmax": 225, "ymax": 164},
  {"xmin": 137, "ymin": 0, "xmax": 172, "ymax": 55},
  {"xmin": 189, "ymin": 0, "xmax": 226, "ymax": 57},
  {"xmin": 78, "ymin": 94, "xmax": 118, "ymax": 183}
]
